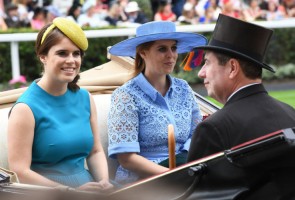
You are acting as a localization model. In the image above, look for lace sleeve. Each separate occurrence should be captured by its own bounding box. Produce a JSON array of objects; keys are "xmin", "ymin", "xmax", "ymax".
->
[
  {"xmin": 182, "ymin": 86, "xmax": 203, "ymax": 151},
  {"xmin": 107, "ymin": 88, "xmax": 140, "ymax": 158}
]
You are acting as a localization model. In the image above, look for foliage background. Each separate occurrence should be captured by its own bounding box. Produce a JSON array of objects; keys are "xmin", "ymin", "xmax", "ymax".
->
[{"xmin": 0, "ymin": 18, "xmax": 294, "ymax": 84}]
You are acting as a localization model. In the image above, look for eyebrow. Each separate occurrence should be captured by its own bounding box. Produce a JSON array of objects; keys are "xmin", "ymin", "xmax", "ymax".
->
[
  {"xmin": 156, "ymin": 42, "xmax": 177, "ymax": 48},
  {"xmin": 55, "ymin": 48, "xmax": 80, "ymax": 52}
]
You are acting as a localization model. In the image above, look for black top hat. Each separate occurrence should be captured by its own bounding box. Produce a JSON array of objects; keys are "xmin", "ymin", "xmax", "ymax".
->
[{"xmin": 195, "ymin": 14, "xmax": 275, "ymax": 73}]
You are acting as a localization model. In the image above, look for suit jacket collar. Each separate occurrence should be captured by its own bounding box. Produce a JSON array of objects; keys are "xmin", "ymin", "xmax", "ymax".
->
[{"xmin": 225, "ymin": 84, "xmax": 268, "ymax": 107}]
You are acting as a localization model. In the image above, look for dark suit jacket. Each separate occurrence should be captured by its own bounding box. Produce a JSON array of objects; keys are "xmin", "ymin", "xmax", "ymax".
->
[{"xmin": 187, "ymin": 84, "xmax": 295, "ymax": 199}]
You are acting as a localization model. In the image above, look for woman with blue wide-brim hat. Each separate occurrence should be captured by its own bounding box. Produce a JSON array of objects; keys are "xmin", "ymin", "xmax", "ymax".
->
[{"xmin": 107, "ymin": 21, "xmax": 207, "ymax": 185}]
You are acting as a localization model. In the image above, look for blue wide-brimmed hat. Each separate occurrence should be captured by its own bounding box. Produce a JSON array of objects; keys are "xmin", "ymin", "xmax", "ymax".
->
[{"xmin": 109, "ymin": 21, "xmax": 207, "ymax": 57}]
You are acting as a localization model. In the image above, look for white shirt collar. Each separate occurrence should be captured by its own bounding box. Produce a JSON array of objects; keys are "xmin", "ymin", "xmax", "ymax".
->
[{"xmin": 227, "ymin": 83, "xmax": 260, "ymax": 102}]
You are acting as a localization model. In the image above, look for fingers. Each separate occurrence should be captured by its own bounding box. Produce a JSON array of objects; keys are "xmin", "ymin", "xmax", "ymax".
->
[
  {"xmin": 97, "ymin": 180, "xmax": 114, "ymax": 190},
  {"xmin": 77, "ymin": 181, "xmax": 113, "ymax": 192}
]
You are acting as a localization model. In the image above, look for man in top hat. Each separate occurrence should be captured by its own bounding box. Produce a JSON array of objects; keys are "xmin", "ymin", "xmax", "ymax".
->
[{"xmin": 187, "ymin": 14, "xmax": 295, "ymax": 199}]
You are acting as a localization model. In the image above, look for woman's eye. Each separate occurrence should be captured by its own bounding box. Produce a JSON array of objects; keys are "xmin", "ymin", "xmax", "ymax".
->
[
  {"xmin": 158, "ymin": 46, "xmax": 177, "ymax": 53},
  {"xmin": 171, "ymin": 46, "xmax": 177, "ymax": 52},
  {"xmin": 158, "ymin": 47, "xmax": 167, "ymax": 52},
  {"xmin": 57, "ymin": 51, "xmax": 67, "ymax": 56},
  {"xmin": 73, "ymin": 51, "xmax": 81, "ymax": 57}
]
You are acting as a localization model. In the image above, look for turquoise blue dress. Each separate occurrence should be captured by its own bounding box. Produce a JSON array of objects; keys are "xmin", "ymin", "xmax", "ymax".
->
[{"xmin": 15, "ymin": 81, "xmax": 94, "ymax": 188}]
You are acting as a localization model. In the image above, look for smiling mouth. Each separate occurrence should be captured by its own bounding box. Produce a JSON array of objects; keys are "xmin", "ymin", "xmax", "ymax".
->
[{"xmin": 62, "ymin": 68, "xmax": 75, "ymax": 73}]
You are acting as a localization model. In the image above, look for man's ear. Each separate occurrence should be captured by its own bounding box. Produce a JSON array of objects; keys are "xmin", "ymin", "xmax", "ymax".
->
[{"xmin": 228, "ymin": 58, "xmax": 240, "ymax": 79}]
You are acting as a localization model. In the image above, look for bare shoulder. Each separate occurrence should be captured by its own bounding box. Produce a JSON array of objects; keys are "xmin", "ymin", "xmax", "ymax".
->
[{"xmin": 9, "ymin": 103, "xmax": 34, "ymax": 122}]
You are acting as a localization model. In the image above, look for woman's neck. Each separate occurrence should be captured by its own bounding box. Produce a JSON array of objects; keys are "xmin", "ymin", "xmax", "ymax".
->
[
  {"xmin": 37, "ymin": 78, "xmax": 68, "ymax": 96},
  {"xmin": 143, "ymin": 73, "xmax": 170, "ymax": 96}
]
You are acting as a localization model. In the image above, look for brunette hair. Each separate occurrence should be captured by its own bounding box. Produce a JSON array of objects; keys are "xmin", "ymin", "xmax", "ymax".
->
[
  {"xmin": 133, "ymin": 41, "xmax": 155, "ymax": 76},
  {"xmin": 212, "ymin": 50, "xmax": 262, "ymax": 79},
  {"xmin": 35, "ymin": 23, "xmax": 85, "ymax": 92}
]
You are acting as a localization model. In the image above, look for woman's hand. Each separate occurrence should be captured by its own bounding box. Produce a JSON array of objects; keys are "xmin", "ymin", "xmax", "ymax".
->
[
  {"xmin": 97, "ymin": 179, "xmax": 114, "ymax": 190},
  {"xmin": 118, "ymin": 153, "xmax": 169, "ymax": 178},
  {"xmin": 77, "ymin": 180, "xmax": 113, "ymax": 192}
]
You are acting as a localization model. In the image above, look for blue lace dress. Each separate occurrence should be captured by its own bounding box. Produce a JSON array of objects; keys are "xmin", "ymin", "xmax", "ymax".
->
[
  {"xmin": 15, "ymin": 81, "xmax": 94, "ymax": 188},
  {"xmin": 108, "ymin": 73, "xmax": 202, "ymax": 184}
]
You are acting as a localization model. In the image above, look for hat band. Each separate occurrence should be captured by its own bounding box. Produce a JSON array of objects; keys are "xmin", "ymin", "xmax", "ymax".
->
[
  {"xmin": 209, "ymin": 39, "xmax": 263, "ymax": 62},
  {"xmin": 41, "ymin": 24, "xmax": 56, "ymax": 45}
]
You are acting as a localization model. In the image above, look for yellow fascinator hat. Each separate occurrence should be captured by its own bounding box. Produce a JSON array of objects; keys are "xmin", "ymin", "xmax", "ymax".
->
[{"xmin": 41, "ymin": 17, "xmax": 88, "ymax": 51}]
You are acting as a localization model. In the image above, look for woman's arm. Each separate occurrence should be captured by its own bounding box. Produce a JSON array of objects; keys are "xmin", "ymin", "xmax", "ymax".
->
[
  {"xmin": 154, "ymin": 13, "xmax": 162, "ymax": 21},
  {"xmin": 85, "ymin": 94, "xmax": 113, "ymax": 190},
  {"xmin": 183, "ymin": 87, "xmax": 203, "ymax": 151},
  {"xmin": 0, "ymin": 16, "xmax": 7, "ymax": 31},
  {"xmin": 117, "ymin": 153, "xmax": 168, "ymax": 179},
  {"xmin": 7, "ymin": 103, "xmax": 60, "ymax": 187},
  {"xmin": 108, "ymin": 88, "xmax": 169, "ymax": 179}
]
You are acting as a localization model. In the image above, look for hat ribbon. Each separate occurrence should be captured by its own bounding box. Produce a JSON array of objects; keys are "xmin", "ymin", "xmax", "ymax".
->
[
  {"xmin": 41, "ymin": 24, "xmax": 56, "ymax": 45},
  {"xmin": 181, "ymin": 49, "xmax": 204, "ymax": 71}
]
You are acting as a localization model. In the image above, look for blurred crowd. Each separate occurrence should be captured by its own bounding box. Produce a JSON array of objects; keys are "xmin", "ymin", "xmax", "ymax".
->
[{"xmin": 0, "ymin": 0, "xmax": 294, "ymax": 31}]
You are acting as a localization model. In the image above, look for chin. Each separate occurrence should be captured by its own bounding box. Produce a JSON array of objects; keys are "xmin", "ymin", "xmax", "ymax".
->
[
  {"xmin": 166, "ymin": 69, "xmax": 174, "ymax": 74},
  {"xmin": 64, "ymin": 74, "xmax": 76, "ymax": 80},
  {"xmin": 207, "ymin": 91, "xmax": 214, "ymax": 99},
  {"xmin": 63, "ymin": 77, "xmax": 75, "ymax": 83}
]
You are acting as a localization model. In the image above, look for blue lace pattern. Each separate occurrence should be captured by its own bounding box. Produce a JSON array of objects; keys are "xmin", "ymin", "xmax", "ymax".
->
[{"xmin": 108, "ymin": 73, "xmax": 202, "ymax": 184}]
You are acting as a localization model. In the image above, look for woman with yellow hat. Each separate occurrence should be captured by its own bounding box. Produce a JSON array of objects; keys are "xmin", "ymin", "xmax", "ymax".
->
[{"xmin": 7, "ymin": 17, "xmax": 113, "ymax": 191}]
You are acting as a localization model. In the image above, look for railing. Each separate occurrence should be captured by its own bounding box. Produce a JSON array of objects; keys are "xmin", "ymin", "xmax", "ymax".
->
[{"xmin": 0, "ymin": 19, "xmax": 295, "ymax": 80}]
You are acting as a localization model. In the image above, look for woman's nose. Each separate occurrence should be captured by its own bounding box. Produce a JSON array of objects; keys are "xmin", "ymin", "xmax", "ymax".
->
[
  {"xmin": 167, "ymin": 49, "xmax": 176, "ymax": 58},
  {"xmin": 66, "ymin": 54, "xmax": 75, "ymax": 62}
]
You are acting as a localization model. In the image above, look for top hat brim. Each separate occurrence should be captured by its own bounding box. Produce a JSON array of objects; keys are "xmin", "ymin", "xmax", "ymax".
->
[
  {"xmin": 109, "ymin": 32, "xmax": 207, "ymax": 57},
  {"xmin": 195, "ymin": 45, "xmax": 275, "ymax": 73}
]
